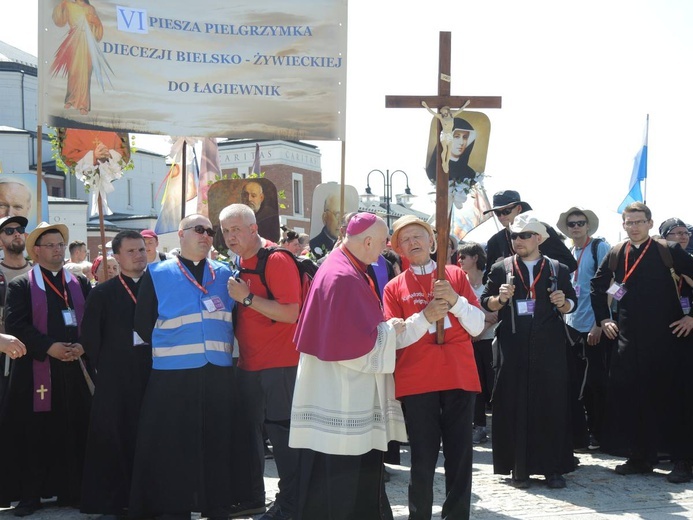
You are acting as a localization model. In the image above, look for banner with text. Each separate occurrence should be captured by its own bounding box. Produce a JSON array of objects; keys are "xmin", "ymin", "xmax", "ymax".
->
[{"xmin": 39, "ymin": 0, "xmax": 347, "ymax": 140}]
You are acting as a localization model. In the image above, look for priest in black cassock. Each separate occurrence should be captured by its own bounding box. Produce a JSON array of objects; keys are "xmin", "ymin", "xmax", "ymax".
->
[
  {"xmin": 130, "ymin": 214, "xmax": 237, "ymax": 520},
  {"xmin": 79, "ymin": 230, "xmax": 151, "ymax": 517},
  {"xmin": 0, "ymin": 222, "xmax": 92, "ymax": 517},
  {"xmin": 482, "ymin": 214, "xmax": 577, "ymax": 489}
]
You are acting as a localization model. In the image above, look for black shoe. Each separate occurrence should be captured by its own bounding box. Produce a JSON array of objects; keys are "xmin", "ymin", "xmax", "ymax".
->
[
  {"xmin": 545, "ymin": 474, "xmax": 566, "ymax": 489},
  {"xmin": 588, "ymin": 434, "xmax": 601, "ymax": 450},
  {"xmin": 667, "ymin": 460, "xmax": 693, "ymax": 483},
  {"xmin": 13, "ymin": 500, "xmax": 41, "ymax": 517},
  {"xmin": 259, "ymin": 503, "xmax": 293, "ymax": 520},
  {"xmin": 614, "ymin": 459, "xmax": 653, "ymax": 475},
  {"xmin": 510, "ymin": 471, "xmax": 530, "ymax": 489},
  {"xmin": 228, "ymin": 500, "xmax": 267, "ymax": 518}
]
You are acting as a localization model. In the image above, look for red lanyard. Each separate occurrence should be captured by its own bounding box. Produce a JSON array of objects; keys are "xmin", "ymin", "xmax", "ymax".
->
[
  {"xmin": 176, "ymin": 258, "xmax": 214, "ymax": 294},
  {"xmin": 41, "ymin": 270, "xmax": 70, "ymax": 309},
  {"xmin": 513, "ymin": 256, "xmax": 546, "ymax": 299},
  {"xmin": 119, "ymin": 275, "xmax": 137, "ymax": 304},
  {"xmin": 408, "ymin": 269, "xmax": 434, "ymax": 304},
  {"xmin": 571, "ymin": 237, "xmax": 591, "ymax": 283},
  {"xmin": 622, "ymin": 238, "xmax": 652, "ymax": 284},
  {"xmin": 340, "ymin": 246, "xmax": 382, "ymax": 308}
]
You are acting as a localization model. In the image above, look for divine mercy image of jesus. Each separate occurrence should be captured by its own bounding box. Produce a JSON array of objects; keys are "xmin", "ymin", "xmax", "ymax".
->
[{"xmin": 50, "ymin": 0, "xmax": 111, "ymax": 115}]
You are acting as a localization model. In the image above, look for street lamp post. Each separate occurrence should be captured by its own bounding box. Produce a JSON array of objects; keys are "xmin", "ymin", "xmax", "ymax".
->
[{"xmin": 362, "ymin": 169, "xmax": 414, "ymax": 231}]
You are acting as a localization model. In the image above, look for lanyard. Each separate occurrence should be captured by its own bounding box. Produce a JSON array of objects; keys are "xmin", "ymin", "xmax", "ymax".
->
[
  {"xmin": 408, "ymin": 269, "xmax": 434, "ymax": 304},
  {"xmin": 513, "ymin": 256, "xmax": 546, "ymax": 299},
  {"xmin": 119, "ymin": 275, "xmax": 137, "ymax": 304},
  {"xmin": 340, "ymin": 246, "xmax": 382, "ymax": 309},
  {"xmin": 41, "ymin": 270, "xmax": 70, "ymax": 309},
  {"xmin": 622, "ymin": 238, "xmax": 652, "ymax": 285},
  {"xmin": 504, "ymin": 229, "xmax": 516, "ymax": 255},
  {"xmin": 176, "ymin": 258, "xmax": 214, "ymax": 294},
  {"xmin": 571, "ymin": 237, "xmax": 591, "ymax": 283}
]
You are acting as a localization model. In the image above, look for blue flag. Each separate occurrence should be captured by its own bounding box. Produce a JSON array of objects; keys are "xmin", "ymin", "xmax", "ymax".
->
[{"xmin": 617, "ymin": 115, "xmax": 649, "ymax": 213}]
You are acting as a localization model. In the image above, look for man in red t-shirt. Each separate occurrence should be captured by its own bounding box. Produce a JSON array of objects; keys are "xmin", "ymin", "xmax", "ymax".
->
[
  {"xmin": 221, "ymin": 204, "xmax": 301, "ymax": 520},
  {"xmin": 383, "ymin": 215, "xmax": 484, "ymax": 520}
]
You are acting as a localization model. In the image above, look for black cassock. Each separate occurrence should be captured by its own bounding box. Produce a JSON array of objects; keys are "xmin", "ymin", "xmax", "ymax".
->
[
  {"xmin": 79, "ymin": 274, "xmax": 151, "ymax": 515},
  {"xmin": 591, "ymin": 240, "xmax": 693, "ymax": 462},
  {"xmin": 0, "ymin": 269, "xmax": 91, "ymax": 506},
  {"xmin": 482, "ymin": 256, "xmax": 577, "ymax": 478}
]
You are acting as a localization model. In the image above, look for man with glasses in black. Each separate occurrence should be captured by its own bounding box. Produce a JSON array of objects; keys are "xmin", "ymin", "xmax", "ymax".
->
[
  {"xmin": 482, "ymin": 190, "xmax": 576, "ymax": 281},
  {"xmin": 592, "ymin": 203, "xmax": 693, "ymax": 481},
  {"xmin": 482, "ymin": 213, "xmax": 577, "ymax": 489},
  {"xmin": 0, "ymin": 222, "xmax": 92, "ymax": 516},
  {"xmin": 131, "ymin": 214, "xmax": 237, "ymax": 520}
]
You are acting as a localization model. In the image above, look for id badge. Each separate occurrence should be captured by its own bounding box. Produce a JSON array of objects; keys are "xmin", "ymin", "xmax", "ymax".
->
[
  {"xmin": 607, "ymin": 282, "xmax": 627, "ymax": 301},
  {"xmin": 133, "ymin": 330, "xmax": 146, "ymax": 346},
  {"xmin": 62, "ymin": 309, "xmax": 77, "ymax": 327},
  {"xmin": 516, "ymin": 299, "xmax": 536, "ymax": 316},
  {"xmin": 681, "ymin": 296, "xmax": 691, "ymax": 315},
  {"xmin": 202, "ymin": 295, "xmax": 226, "ymax": 312},
  {"xmin": 428, "ymin": 315, "xmax": 452, "ymax": 334}
]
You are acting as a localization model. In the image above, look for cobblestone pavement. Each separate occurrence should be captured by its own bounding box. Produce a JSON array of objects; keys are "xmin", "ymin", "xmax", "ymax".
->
[{"xmin": 3, "ymin": 434, "xmax": 693, "ymax": 519}]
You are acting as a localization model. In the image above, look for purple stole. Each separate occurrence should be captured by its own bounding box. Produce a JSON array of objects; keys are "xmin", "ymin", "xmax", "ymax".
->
[
  {"xmin": 28, "ymin": 265, "xmax": 85, "ymax": 412},
  {"xmin": 372, "ymin": 255, "xmax": 389, "ymax": 299}
]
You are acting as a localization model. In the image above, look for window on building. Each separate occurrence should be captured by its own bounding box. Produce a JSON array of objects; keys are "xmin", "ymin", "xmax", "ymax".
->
[{"xmin": 292, "ymin": 173, "xmax": 304, "ymax": 216}]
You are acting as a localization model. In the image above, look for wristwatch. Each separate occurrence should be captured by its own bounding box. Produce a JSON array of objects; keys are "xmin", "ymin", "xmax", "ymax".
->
[{"xmin": 242, "ymin": 293, "xmax": 254, "ymax": 307}]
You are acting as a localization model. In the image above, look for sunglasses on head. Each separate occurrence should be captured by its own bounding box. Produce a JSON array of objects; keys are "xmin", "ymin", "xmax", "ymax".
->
[
  {"xmin": 1, "ymin": 226, "xmax": 26, "ymax": 235},
  {"xmin": 510, "ymin": 232, "xmax": 537, "ymax": 240},
  {"xmin": 566, "ymin": 220, "xmax": 587, "ymax": 228},
  {"xmin": 184, "ymin": 225, "xmax": 215, "ymax": 237},
  {"xmin": 494, "ymin": 206, "xmax": 517, "ymax": 217}
]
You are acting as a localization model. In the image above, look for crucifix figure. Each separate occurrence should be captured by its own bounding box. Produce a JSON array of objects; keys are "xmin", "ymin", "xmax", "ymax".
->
[
  {"xmin": 36, "ymin": 384, "xmax": 48, "ymax": 400},
  {"xmin": 386, "ymin": 31, "xmax": 501, "ymax": 343},
  {"xmin": 422, "ymin": 100, "xmax": 470, "ymax": 174}
]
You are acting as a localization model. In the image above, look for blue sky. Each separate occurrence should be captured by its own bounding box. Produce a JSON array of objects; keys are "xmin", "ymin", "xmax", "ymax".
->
[{"xmin": 3, "ymin": 0, "xmax": 692, "ymax": 244}]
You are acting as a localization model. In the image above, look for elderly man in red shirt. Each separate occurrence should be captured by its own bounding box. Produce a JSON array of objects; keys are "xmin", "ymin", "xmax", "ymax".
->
[{"xmin": 383, "ymin": 215, "xmax": 484, "ymax": 520}]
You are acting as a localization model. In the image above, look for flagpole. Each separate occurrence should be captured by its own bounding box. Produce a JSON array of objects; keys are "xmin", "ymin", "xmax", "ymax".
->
[{"xmin": 181, "ymin": 140, "xmax": 187, "ymax": 220}]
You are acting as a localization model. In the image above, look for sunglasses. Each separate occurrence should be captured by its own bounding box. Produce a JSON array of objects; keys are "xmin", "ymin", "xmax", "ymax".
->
[
  {"xmin": 184, "ymin": 225, "xmax": 215, "ymax": 237},
  {"xmin": 566, "ymin": 220, "xmax": 587, "ymax": 228},
  {"xmin": 494, "ymin": 206, "xmax": 517, "ymax": 217},
  {"xmin": 2, "ymin": 226, "xmax": 26, "ymax": 235},
  {"xmin": 510, "ymin": 232, "xmax": 537, "ymax": 241}
]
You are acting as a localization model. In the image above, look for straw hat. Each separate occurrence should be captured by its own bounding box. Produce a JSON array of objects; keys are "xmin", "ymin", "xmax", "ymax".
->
[
  {"xmin": 26, "ymin": 222, "xmax": 69, "ymax": 262},
  {"xmin": 390, "ymin": 215, "xmax": 434, "ymax": 251}
]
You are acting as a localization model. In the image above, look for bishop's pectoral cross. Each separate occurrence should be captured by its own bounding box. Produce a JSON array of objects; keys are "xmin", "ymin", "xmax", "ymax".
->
[
  {"xmin": 36, "ymin": 384, "xmax": 48, "ymax": 400},
  {"xmin": 386, "ymin": 32, "xmax": 502, "ymax": 343}
]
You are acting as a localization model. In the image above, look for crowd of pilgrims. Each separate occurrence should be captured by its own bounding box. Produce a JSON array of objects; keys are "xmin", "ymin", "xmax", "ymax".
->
[{"xmin": 0, "ymin": 191, "xmax": 692, "ymax": 520}]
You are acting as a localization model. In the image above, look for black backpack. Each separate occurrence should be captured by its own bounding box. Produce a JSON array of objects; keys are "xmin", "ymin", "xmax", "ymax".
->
[{"xmin": 239, "ymin": 247, "xmax": 318, "ymax": 306}]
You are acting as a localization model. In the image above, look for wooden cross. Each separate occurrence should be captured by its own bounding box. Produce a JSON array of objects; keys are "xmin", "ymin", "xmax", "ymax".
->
[
  {"xmin": 36, "ymin": 384, "xmax": 48, "ymax": 400},
  {"xmin": 386, "ymin": 31, "xmax": 502, "ymax": 343}
]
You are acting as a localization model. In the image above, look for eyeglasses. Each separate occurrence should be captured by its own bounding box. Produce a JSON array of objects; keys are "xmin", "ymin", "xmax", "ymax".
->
[
  {"xmin": 566, "ymin": 220, "xmax": 587, "ymax": 228},
  {"xmin": 623, "ymin": 219, "xmax": 649, "ymax": 228},
  {"xmin": 494, "ymin": 206, "xmax": 517, "ymax": 217},
  {"xmin": 184, "ymin": 225, "xmax": 215, "ymax": 237},
  {"xmin": 667, "ymin": 231, "xmax": 691, "ymax": 238},
  {"xmin": 510, "ymin": 232, "xmax": 537, "ymax": 241},
  {"xmin": 35, "ymin": 242, "xmax": 66, "ymax": 250},
  {"xmin": 2, "ymin": 226, "xmax": 26, "ymax": 235}
]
